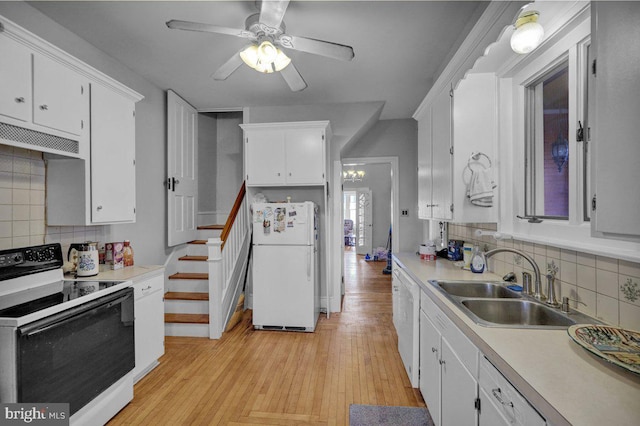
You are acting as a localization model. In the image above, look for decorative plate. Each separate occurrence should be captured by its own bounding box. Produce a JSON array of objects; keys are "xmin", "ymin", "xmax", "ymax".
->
[{"xmin": 568, "ymin": 324, "xmax": 640, "ymax": 375}]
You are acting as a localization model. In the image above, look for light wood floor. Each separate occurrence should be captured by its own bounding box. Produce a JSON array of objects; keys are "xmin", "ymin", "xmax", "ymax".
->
[{"xmin": 109, "ymin": 247, "xmax": 424, "ymax": 425}]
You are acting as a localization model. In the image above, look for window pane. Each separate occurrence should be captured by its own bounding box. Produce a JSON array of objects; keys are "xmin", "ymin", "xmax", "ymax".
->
[
  {"xmin": 542, "ymin": 67, "xmax": 569, "ymax": 216},
  {"xmin": 525, "ymin": 63, "xmax": 569, "ymax": 219}
]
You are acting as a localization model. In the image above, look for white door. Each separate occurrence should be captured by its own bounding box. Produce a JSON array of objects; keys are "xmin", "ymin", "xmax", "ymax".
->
[
  {"xmin": 441, "ymin": 338, "xmax": 478, "ymax": 426},
  {"xmin": 431, "ymin": 86, "xmax": 453, "ymax": 220},
  {"xmin": 284, "ymin": 128, "xmax": 325, "ymax": 184},
  {"xmin": 0, "ymin": 34, "xmax": 31, "ymax": 122},
  {"xmin": 355, "ymin": 188, "xmax": 372, "ymax": 256},
  {"xmin": 419, "ymin": 311, "xmax": 442, "ymax": 426},
  {"xmin": 245, "ymin": 128, "xmax": 285, "ymax": 185},
  {"xmin": 167, "ymin": 90, "xmax": 198, "ymax": 247}
]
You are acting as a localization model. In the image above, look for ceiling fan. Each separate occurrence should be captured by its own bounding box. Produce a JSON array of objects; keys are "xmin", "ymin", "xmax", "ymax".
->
[{"xmin": 166, "ymin": 0, "xmax": 355, "ymax": 92}]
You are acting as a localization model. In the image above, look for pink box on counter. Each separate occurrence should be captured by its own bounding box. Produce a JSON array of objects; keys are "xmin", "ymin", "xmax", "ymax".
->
[{"xmin": 105, "ymin": 242, "xmax": 124, "ymax": 270}]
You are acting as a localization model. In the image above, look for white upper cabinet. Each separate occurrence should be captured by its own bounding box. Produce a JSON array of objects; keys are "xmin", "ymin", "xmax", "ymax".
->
[
  {"xmin": 90, "ymin": 83, "xmax": 136, "ymax": 223},
  {"xmin": 242, "ymin": 121, "xmax": 330, "ymax": 187},
  {"xmin": 591, "ymin": 1, "xmax": 640, "ymax": 240},
  {"xmin": 0, "ymin": 33, "xmax": 31, "ymax": 123},
  {"xmin": 32, "ymin": 53, "xmax": 87, "ymax": 136},
  {"xmin": 417, "ymin": 73, "xmax": 498, "ymax": 223}
]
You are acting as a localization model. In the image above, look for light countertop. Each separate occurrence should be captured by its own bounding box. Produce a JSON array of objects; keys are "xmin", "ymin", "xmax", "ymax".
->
[
  {"xmin": 68, "ymin": 265, "xmax": 164, "ymax": 282},
  {"xmin": 394, "ymin": 252, "xmax": 640, "ymax": 426}
]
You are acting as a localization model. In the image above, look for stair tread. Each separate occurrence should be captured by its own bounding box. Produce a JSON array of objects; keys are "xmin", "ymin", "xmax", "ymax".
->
[
  {"xmin": 197, "ymin": 224, "xmax": 225, "ymax": 230},
  {"xmin": 188, "ymin": 240, "xmax": 207, "ymax": 245},
  {"xmin": 165, "ymin": 313, "xmax": 209, "ymax": 324},
  {"xmin": 179, "ymin": 255, "xmax": 208, "ymax": 262},
  {"xmin": 165, "ymin": 292, "xmax": 209, "ymax": 301},
  {"xmin": 169, "ymin": 272, "xmax": 209, "ymax": 280}
]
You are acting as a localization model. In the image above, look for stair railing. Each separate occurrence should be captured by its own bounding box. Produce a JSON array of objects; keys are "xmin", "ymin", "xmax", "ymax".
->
[{"xmin": 206, "ymin": 182, "xmax": 249, "ymax": 339}]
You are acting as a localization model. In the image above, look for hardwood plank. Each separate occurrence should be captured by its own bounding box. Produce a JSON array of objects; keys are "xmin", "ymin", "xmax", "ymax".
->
[
  {"xmin": 197, "ymin": 224, "xmax": 224, "ymax": 230},
  {"xmin": 109, "ymin": 250, "xmax": 423, "ymax": 426}
]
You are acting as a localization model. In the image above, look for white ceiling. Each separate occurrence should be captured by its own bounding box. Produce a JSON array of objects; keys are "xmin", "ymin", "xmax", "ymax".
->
[{"xmin": 27, "ymin": 0, "xmax": 487, "ymax": 120}]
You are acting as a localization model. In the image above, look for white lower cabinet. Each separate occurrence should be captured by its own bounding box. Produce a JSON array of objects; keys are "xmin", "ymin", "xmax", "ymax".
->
[
  {"xmin": 478, "ymin": 356, "xmax": 545, "ymax": 426},
  {"xmin": 418, "ymin": 284, "xmax": 546, "ymax": 426},
  {"xmin": 133, "ymin": 273, "xmax": 165, "ymax": 383},
  {"xmin": 419, "ymin": 289, "xmax": 478, "ymax": 426}
]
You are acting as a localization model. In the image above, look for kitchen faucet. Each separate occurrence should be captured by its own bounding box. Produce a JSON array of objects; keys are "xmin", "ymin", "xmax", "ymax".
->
[{"xmin": 484, "ymin": 248, "xmax": 544, "ymax": 301}]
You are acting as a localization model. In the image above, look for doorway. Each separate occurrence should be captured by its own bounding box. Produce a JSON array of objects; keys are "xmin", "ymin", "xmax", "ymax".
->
[
  {"xmin": 343, "ymin": 188, "xmax": 373, "ymax": 256},
  {"xmin": 338, "ymin": 157, "xmax": 398, "ymax": 305}
]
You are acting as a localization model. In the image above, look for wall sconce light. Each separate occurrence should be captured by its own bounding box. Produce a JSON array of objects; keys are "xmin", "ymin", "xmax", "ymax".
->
[
  {"xmin": 240, "ymin": 40, "xmax": 291, "ymax": 73},
  {"xmin": 551, "ymin": 134, "xmax": 569, "ymax": 172},
  {"xmin": 343, "ymin": 170, "xmax": 365, "ymax": 182},
  {"xmin": 510, "ymin": 10, "xmax": 544, "ymax": 54}
]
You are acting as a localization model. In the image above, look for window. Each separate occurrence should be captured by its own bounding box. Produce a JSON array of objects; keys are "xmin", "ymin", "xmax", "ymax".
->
[
  {"xmin": 522, "ymin": 38, "xmax": 590, "ymax": 223},
  {"xmin": 525, "ymin": 62, "xmax": 570, "ymax": 219}
]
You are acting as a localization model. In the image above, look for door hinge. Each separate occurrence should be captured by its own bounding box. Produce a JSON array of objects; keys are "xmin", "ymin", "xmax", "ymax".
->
[
  {"xmin": 81, "ymin": 85, "xmax": 84, "ymax": 95},
  {"xmin": 592, "ymin": 59, "xmax": 597, "ymax": 76},
  {"xmin": 326, "ymin": 185, "xmax": 330, "ymax": 197},
  {"xmin": 449, "ymin": 87, "xmax": 454, "ymax": 97},
  {"xmin": 322, "ymin": 134, "xmax": 325, "ymax": 141},
  {"xmin": 474, "ymin": 397, "xmax": 481, "ymax": 413},
  {"xmin": 81, "ymin": 120, "xmax": 84, "ymax": 130},
  {"xmin": 133, "ymin": 110, "xmax": 136, "ymax": 117},
  {"xmin": 592, "ymin": 194, "xmax": 597, "ymax": 211},
  {"xmin": 449, "ymin": 146, "xmax": 454, "ymax": 155},
  {"xmin": 133, "ymin": 159, "xmax": 136, "ymax": 166},
  {"xmin": 450, "ymin": 204, "xmax": 454, "ymax": 213},
  {"xmin": 133, "ymin": 207, "xmax": 136, "ymax": 214}
]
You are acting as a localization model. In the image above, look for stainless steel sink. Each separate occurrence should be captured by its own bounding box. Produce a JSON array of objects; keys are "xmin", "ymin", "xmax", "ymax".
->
[
  {"xmin": 460, "ymin": 299, "xmax": 577, "ymax": 328},
  {"xmin": 428, "ymin": 279, "xmax": 594, "ymax": 329},
  {"xmin": 436, "ymin": 281, "xmax": 522, "ymax": 299}
]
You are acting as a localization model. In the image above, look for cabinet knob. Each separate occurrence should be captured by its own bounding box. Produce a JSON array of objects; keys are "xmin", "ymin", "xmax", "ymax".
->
[
  {"xmin": 289, "ymin": 172, "xmax": 292, "ymax": 176},
  {"xmin": 439, "ymin": 359, "xmax": 446, "ymax": 365},
  {"xmin": 431, "ymin": 347, "xmax": 438, "ymax": 354},
  {"xmin": 15, "ymin": 97, "xmax": 25, "ymax": 104},
  {"xmin": 97, "ymin": 205, "xmax": 103, "ymax": 211},
  {"xmin": 39, "ymin": 104, "xmax": 49, "ymax": 111},
  {"xmin": 277, "ymin": 173, "xmax": 281, "ymax": 176}
]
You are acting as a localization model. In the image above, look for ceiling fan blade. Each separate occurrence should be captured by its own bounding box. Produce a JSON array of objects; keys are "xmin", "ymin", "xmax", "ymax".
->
[
  {"xmin": 280, "ymin": 62, "xmax": 307, "ymax": 92},
  {"xmin": 166, "ymin": 19, "xmax": 256, "ymax": 41},
  {"xmin": 279, "ymin": 34, "xmax": 354, "ymax": 62},
  {"xmin": 259, "ymin": 0, "xmax": 290, "ymax": 30},
  {"xmin": 212, "ymin": 52, "xmax": 245, "ymax": 81}
]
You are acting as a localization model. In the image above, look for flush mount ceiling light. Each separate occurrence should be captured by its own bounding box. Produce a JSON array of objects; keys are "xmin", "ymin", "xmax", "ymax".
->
[
  {"xmin": 510, "ymin": 10, "xmax": 544, "ymax": 54},
  {"xmin": 240, "ymin": 40, "xmax": 291, "ymax": 73}
]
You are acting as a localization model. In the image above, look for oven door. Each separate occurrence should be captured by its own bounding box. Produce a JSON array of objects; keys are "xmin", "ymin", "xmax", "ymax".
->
[{"xmin": 17, "ymin": 287, "xmax": 134, "ymax": 415}]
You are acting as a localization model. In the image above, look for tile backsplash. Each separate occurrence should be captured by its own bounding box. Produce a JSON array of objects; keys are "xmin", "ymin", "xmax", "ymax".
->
[
  {"xmin": 449, "ymin": 222, "xmax": 640, "ymax": 331},
  {"xmin": 0, "ymin": 145, "xmax": 103, "ymax": 254}
]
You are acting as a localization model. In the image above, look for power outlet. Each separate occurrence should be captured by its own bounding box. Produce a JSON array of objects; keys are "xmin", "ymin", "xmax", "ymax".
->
[{"xmin": 401, "ymin": 209, "xmax": 409, "ymax": 217}]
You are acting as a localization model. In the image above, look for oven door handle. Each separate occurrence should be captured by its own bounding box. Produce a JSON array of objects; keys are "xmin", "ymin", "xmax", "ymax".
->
[{"xmin": 18, "ymin": 288, "xmax": 133, "ymax": 338}]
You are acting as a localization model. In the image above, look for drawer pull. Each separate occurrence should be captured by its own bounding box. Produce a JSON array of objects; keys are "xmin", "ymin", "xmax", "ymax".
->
[
  {"xmin": 142, "ymin": 285, "xmax": 152, "ymax": 291},
  {"xmin": 491, "ymin": 388, "xmax": 514, "ymax": 408}
]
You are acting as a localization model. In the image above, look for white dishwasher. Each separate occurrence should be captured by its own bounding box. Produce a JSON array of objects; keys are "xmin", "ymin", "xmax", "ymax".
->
[{"xmin": 394, "ymin": 268, "xmax": 420, "ymax": 387}]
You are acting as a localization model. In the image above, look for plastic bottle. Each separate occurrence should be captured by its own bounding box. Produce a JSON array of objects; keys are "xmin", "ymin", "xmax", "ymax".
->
[
  {"xmin": 123, "ymin": 240, "xmax": 134, "ymax": 267},
  {"xmin": 470, "ymin": 245, "xmax": 485, "ymax": 273}
]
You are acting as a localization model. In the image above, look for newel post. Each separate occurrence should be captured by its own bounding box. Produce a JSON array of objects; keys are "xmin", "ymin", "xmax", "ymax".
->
[{"xmin": 207, "ymin": 237, "xmax": 223, "ymax": 339}]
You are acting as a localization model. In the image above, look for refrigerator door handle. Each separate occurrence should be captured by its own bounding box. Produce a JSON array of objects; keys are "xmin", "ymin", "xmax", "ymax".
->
[{"xmin": 307, "ymin": 247, "xmax": 312, "ymax": 281}]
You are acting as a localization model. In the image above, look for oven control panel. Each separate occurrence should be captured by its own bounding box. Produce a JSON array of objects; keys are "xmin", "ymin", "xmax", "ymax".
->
[{"xmin": 0, "ymin": 243, "xmax": 63, "ymax": 280}]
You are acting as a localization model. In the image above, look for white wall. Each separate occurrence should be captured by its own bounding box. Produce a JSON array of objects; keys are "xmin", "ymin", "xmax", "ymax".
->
[
  {"xmin": 216, "ymin": 112, "xmax": 243, "ymax": 215},
  {"xmin": 0, "ymin": 2, "xmax": 169, "ymax": 265}
]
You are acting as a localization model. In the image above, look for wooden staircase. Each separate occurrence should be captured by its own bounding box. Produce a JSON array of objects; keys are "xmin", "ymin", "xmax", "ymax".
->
[{"xmin": 164, "ymin": 225, "xmax": 223, "ymax": 337}]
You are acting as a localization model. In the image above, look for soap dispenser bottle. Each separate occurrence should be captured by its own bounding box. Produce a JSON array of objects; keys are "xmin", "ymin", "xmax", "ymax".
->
[{"xmin": 470, "ymin": 245, "xmax": 485, "ymax": 273}]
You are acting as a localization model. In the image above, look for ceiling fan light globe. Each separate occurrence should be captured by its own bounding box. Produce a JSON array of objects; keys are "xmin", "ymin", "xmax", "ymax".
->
[
  {"xmin": 273, "ymin": 49, "xmax": 291, "ymax": 71},
  {"xmin": 240, "ymin": 44, "xmax": 260, "ymax": 68},
  {"xmin": 258, "ymin": 41, "xmax": 278, "ymax": 63}
]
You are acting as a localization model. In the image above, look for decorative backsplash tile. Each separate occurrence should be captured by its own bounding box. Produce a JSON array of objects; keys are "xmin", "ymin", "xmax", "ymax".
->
[
  {"xmin": 448, "ymin": 222, "xmax": 640, "ymax": 331},
  {"xmin": 0, "ymin": 144, "xmax": 103, "ymax": 252}
]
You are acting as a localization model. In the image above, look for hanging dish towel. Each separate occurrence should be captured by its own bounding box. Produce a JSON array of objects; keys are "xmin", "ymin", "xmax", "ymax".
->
[{"xmin": 466, "ymin": 168, "xmax": 496, "ymax": 207}]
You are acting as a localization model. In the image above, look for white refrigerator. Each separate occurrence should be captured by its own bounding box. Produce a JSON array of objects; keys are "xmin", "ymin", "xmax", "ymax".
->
[{"xmin": 252, "ymin": 201, "xmax": 320, "ymax": 331}]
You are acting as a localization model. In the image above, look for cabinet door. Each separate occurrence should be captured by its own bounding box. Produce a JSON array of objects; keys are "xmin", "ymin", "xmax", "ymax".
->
[
  {"xmin": 478, "ymin": 387, "xmax": 511, "ymax": 426},
  {"xmin": 0, "ymin": 34, "xmax": 32, "ymax": 122},
  {"xmin": 441, "ymin": 337, "xmax": 478, "ymax": 426},
  {"xmin": 90, "ymin": 83, "xmax": 136, "ymax": 223},
  {"xmin": 392, "ymin": 267, "xmax": 401, "ymax": 331},
  {"xmin": 134, "ymin": 276, "xmax": 165, "ymax": 382},
  {"xmin": 245, "ymin": 129, "xmax": 286, "ymax": 185},
  {"xmin": 419, "ymin": 310, "xmax": 442, "ymax": 426},
  {"xmin": 417, "ymin": 110, "xmax": 432, "ymax": 219},
  {"xmin": 431, "ymin": 86, "xmax": 453, "ymax": 220},
  {"xmin": 284, "ymin": 128, "xmax": 325, "ymax": 184},
  {"xmin": 33, "ymin": 53, "xmax": 86, "ymax": 136},
  {"xmin": 591, "ymin": 1, "xmax": 640, "ymax": 238}
]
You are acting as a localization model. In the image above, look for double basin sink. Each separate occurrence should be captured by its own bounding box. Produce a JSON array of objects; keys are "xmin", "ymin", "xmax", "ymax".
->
[{"xmin": 429, "ymin": 280, "xmax": 592, "ymax": 329}]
